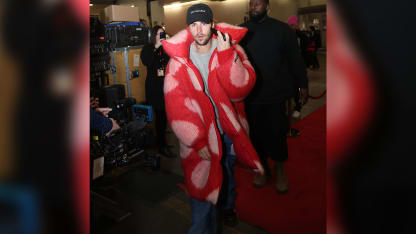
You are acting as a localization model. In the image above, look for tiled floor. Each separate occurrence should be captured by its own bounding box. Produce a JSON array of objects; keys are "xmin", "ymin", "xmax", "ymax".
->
[{"xmin": 93, "ymin": 54, "xmax": 326, "ymax": 234}]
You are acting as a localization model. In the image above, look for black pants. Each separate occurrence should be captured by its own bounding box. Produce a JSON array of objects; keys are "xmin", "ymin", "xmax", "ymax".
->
[
  {"xmin": 293, "ymin": 88, "xmax": 302, "ymax": 112},
  {"xmin": 307, "ymin": 51, "xmax": 320, "ymax": 69},
  {"xmin": 245, "ymin": 102, "xmax": 289, "ymax": 172},
  {"xmin": 154, "ymin": 109, "xmax": 168, "ymax": 147}
]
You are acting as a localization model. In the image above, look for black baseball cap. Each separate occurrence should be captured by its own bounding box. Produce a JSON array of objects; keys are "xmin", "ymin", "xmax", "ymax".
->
[{"xmin": 186, "ymin": 3, "xmax": 213, "ymax": 25}]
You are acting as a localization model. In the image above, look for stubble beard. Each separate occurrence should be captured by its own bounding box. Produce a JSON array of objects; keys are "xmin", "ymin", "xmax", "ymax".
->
[
  {"xmin": 249, "ymin": 9, "xmax": 267, "ymax": 23},
  {"xmin": 194, "ymin": 32, "xmax": 212, "ymax": 46}
]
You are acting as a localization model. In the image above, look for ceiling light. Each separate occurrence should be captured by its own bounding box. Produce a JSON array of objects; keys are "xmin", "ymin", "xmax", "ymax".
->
[{"xmin": 164, "ymin": 1, "xmax": 200, "ymax": 9}]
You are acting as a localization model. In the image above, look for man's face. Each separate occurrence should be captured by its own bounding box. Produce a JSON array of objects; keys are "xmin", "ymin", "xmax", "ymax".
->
[
  {"xmin": 249, "ymin": 0, "xmax": 268, "ymax": 21},
  {"xmin": 189, "ymin": 21, "xmax": 213, "ymax": 46}
]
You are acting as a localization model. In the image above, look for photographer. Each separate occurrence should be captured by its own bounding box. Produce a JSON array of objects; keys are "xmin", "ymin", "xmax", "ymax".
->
[{"xmin": 140, "ymin": 25, "xmax": 175, "ymax": 158}]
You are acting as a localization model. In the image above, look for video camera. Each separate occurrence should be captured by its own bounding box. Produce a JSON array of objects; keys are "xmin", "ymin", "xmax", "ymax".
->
[
  {"xmin": 107, "ymin": 97, "xmax": 136, "ymax": 126},
  {"xmin": 91, "ymin": 84, "xmax": 159, "ymax": 178},
  {"xmin": 91, "ymin": 118, "xmax": 154, "ymax": 170}
]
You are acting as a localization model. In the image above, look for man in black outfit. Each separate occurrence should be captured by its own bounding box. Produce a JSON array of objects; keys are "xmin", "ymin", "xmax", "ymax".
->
[
  {"xmin": 240, "ymin": 0, "xmax": 308, "ymax": 193},
  {"xmin": 308, "ymin": 26, "xmax": 321, "ymax": 70}
]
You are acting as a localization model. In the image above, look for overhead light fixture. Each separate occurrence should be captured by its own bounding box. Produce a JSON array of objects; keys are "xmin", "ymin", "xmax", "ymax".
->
[
  {"xmin": 131, "ymin": 5, "xmax": 135, "ymax": 8},
  {"xmin": 164, "ymin": 3, "xmax": 181, "ymax": 9},
  {"xmin": 90, "ymin": 4, "xmax": 93, "ymax": 7}
]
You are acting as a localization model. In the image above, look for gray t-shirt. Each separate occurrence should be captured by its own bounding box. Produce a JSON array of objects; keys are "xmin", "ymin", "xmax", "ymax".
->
[{"xmin": 189, "ymin": 39, "xmax": 223, "ymax": 134}]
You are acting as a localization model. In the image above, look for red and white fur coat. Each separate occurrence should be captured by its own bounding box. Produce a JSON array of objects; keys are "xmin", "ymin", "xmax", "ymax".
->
[{"xmin": 162, "ymin": 23, "xmax": 264, "ymax": 204}]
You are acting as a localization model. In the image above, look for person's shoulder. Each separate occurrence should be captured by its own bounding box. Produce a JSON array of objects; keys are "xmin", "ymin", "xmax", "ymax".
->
[
  {"xmin": 142, "ymin": 43, "xmax": 153, "ymax": 51},
  {"xmin": 266, "ymin": 17, "xmax": 279, "ymax": 23},
  {"xmin": 273, "ymin": 18, "xmax": 291, "ymax": 28},
  {"xmin": 266, "ymin": 17, "xmax": 283, "ymax": 25},
  {"xmin": 265, "ymin": 17, "xmax": 289, "ymax": 30}
]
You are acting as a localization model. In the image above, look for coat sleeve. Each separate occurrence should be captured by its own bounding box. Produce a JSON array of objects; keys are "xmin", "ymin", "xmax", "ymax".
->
[
  {"xmin": 164, "ymin": 59, "xmax": 208, "ymax": 151},
  {"xmin": 90, "ymin": 108, "xmax": 112, "ymax": 135},
  {"xmin": 215, "ymin": 44, "xmax": 256, "ymax": 102}
]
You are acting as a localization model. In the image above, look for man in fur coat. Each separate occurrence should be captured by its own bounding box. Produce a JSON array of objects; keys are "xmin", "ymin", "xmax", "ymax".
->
[{"xmin": 162, "ymin": 3, "xmax": 264, "ymax": 234}]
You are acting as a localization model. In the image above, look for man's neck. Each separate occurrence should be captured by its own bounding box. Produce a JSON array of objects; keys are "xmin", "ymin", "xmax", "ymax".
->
[
  {"xmin": 192, "ymin": 38, "xmax": 213, "ymax": 54},
  {"xmin": 258, "ymin": 15, "xmax": 268, "ymax": 23},
  {"xmin": 251, "ymin": 14, "xmax": 268, "ymax": 24}
]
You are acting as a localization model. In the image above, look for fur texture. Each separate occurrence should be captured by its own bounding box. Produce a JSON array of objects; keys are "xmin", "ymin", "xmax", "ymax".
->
[{"xmin": 162, "ymin": 23, "xmax": 264, "ymax": 204}]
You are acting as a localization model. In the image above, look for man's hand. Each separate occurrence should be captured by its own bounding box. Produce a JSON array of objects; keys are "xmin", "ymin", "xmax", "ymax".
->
[
  {"xmin": 106, "ymin": 118, "xmax": 120, "ymax": 136},
  {"xmin": 95, "ymin": 107, "xmax": 112, "ymax": 117},
  {"xmin": 217, "ymin": 31, "xmax": 231, "ymax": 52},
  {"xmin": 300, "ymin": 88, "xmax": 309, "ymax": 106},
  {"xmin": 198, "ymin": 146, "xmax": 211, "ymax": 161}
]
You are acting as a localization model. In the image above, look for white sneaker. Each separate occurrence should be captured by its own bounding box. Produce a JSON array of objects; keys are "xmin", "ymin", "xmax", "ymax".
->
[{"xmin": 292, "ymin": 111, "xmax": 301, "ymax": 118}]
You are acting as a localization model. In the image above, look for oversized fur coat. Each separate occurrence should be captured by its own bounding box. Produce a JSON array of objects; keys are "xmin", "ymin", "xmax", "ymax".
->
[{"xmin": 162, "ymin": 23, "xmax": 264, "ymax": 204}]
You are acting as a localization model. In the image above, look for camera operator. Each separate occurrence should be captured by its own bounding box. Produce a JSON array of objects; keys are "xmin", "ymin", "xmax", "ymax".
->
[
  {"xmin": 90, "ymin": 96, "xmax": 100, "ymax": 108},
  {"xmin": 140, "ymin": 25, "xmax": 176, "ymax": 158}
]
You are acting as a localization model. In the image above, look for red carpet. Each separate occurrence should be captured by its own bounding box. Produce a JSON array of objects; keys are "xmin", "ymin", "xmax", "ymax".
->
[{"xmin": 234, "ymin": 105, "xmax": 326, "ymax": 234}]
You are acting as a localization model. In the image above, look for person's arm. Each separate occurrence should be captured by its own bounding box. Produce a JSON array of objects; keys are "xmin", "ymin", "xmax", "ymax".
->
[
  {"xmin": 95, "ymin": 107, "xmax": 112, "ymax": 117},
  {"xmin": 164, "ymin": 59, "xmax": 208, "ymax": 154},
  {"xmin": 106, "ymin": 118, "xmax": 120, "ymax": 136},
  {"xmin": 90, "ymin": 108, "xmax": 120, "ymax": 136},
  {"xmin": 90, "ymin": 108, "xmax": 112, "ymax": 134},
  {"xmin": 215, "ymin": 32, "xmax": 256, "ymax": 102},
  {"xmin": 285, "ymin": 27, "xmax": 309, "ymax": 104}
]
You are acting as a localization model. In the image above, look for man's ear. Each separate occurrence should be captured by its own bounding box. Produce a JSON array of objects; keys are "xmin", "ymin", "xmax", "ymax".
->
[{"xmin": 211, "ymin": 21, "xmax": 215, "ymax": 29}]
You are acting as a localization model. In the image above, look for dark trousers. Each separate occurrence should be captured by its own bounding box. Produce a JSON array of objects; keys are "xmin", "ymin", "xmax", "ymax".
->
[
  {"xmin": 307, "ymin": 51, "xmax": 320, "ymax": 69},
  {"xmin": 245, "ymin": 102, "xmax": 289, "ymax": 173},
  {"xmin": 154, "ymin": 109, "xmax": 168, "ymax": 147},
  {"xmin": 217, "ymin": 134, "xmax": 237, "ymax": 210},
  {"xmin": 293, "ymin": 88, "xmax": 302, "ymax": 112},
  {"xmin": 188, "ymin": 134, "xmax": 237, "ymax": 234}
]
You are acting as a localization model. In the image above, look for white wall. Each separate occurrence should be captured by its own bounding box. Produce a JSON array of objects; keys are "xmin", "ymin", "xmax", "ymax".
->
[
  {"xmin": 268, "ymin": 0, "xmax": 298, "ymax": 23},
  {"xmin": 298, "ymin": 0, "xmax": 326, "ymax": 8},
  {"xmin": 150, "ymin": 1, "xmax": 166, "ymax": 26},
  {"xmin": 90, "ymin": 4, "xmax": 108, "ymax": 17},
  {"xmin": 130, "ymin": 0, "xmax": 165, "ymax": 27}
]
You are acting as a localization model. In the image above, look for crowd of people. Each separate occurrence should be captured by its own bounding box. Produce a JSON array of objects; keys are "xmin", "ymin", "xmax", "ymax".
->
[
  {"xmin": 90, "ymin": 0, "xmax": 323, "ymax": 233},
  {"xmin": 287, "ymin": 15, "xmax": 322, "ymax": 70}
]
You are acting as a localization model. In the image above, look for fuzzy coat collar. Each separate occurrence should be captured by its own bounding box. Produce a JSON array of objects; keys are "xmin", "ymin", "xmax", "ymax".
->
[{"xmin": 162, "ymin": 23, "xmax": 248, "ymax": 59}]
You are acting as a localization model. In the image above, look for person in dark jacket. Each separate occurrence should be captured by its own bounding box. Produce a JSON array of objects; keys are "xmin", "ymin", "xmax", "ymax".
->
[
  {"xmin": 287, "ymin": 15, "xmax": 308, "ymax": 67},
  {"xmin": 141, "ymin": 25, "xmax": 175, "ymax": 158},
  {"xmin": 307, "ymin": 26, "xmax": 321, "ymax": 69},
  {"xmin": 287, "ymin": 15, "xmax": 309, "ymax": 134},
  {"xmin": 240, "ymin": 0, "xmax": 308, "ymax": 193}
]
